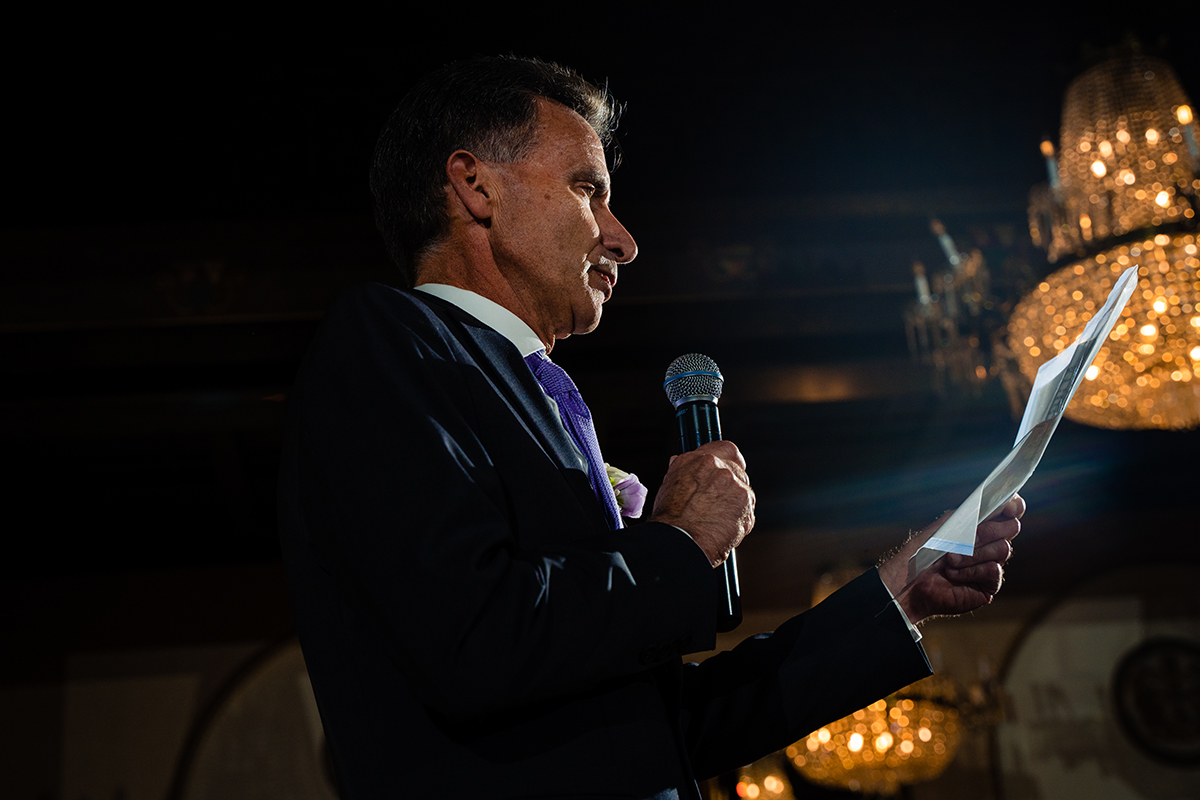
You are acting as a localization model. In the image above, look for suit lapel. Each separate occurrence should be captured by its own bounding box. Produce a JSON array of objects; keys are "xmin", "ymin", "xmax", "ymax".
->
[{"xmin": 410, "ymin": 291, "xmax": 590, "ymax": 479}]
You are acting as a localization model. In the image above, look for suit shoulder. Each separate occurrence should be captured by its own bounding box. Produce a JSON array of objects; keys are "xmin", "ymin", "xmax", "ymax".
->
[
  {"xmin": 318, "ymin": 283, "xmax": 453, "ymax": 349},
  {"xmin": 326, "ymin": 282, "xmax": 433, "ymax": 326}
]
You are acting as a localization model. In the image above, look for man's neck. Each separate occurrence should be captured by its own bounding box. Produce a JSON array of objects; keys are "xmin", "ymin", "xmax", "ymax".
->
[{"xmin": 415, "ymin": 250, "xmax": 556, "ymax": 353}]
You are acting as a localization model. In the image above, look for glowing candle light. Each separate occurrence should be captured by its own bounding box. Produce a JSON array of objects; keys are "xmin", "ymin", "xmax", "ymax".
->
[
  {"xmin": 913, "ymin": 261, "xmax": 932, "ymax": 306},
  {"xmin": 1040, "ymin": 140, "xmax": 1061, "ymax": 189}
]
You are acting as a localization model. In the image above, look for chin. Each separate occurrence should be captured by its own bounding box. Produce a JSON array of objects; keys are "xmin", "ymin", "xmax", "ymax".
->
[{"xmin": 573, "ymin": 305, "xmax": 603, "ymax": 336}]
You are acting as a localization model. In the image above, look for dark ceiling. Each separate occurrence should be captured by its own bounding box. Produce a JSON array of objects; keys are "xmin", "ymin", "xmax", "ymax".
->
[{"xmin": 4, "ymin": 11, "xmax": 1199, "ymax": 607}]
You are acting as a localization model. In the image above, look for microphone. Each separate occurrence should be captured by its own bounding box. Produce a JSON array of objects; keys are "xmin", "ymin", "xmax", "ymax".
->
[{"xmin": 663, "ymin": 354, "xmax": 742, "ymax": 632}]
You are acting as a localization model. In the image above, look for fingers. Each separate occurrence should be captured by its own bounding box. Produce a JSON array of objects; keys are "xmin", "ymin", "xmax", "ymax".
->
[
  {"xmin": 693, "ymin": 439, "xmax": 747, "ymax": 473},
  {"xmin": 665, "ymin": 443, "xmax": 750, "ymax": 494},
  {"xmin": 984, "ymin": 493, "xmax": 1026, "ymax": 522},
  {"xmin": 1004, "ymin": 493, "xmax": 1026, "ymax": 520},
  {"xmin": 976, "ymin": 512, "xmax": 1021, "ymax": 547},
  {"xmin": 668, "ymin": 441, "xmax": 752, "ymax": 504},
  {"xmin": 947, "ymin": 536, "xmax": 1012, "ymax": 569},
  {"xmin": 944, "ymin": 560, "xmax": 1004, "ymax": 596},
  {"xmin": 940, "ymin": 517, "xmax": 1016, "ymax": 600},
  {"xmin": 899, "ymin": 497, "xmax": 1026, "ymax": 622}
]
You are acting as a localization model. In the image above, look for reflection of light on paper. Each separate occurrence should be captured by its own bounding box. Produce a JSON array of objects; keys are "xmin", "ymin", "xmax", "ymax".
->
[{"xmin": 908, "ymin": 267, "xmax": 1139, "ymax": 582}]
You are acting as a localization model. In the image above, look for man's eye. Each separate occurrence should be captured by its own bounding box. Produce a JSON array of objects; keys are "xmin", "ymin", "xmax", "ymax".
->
[{"xmin": 581, "ymin": 185, "xmax": 596, "ymax": 197}]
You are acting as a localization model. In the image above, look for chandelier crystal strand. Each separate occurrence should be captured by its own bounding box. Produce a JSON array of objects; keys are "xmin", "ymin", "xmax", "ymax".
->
[{"xmin": 1014, "ymin": 50, "xmax": 1200, "ymax": 430}]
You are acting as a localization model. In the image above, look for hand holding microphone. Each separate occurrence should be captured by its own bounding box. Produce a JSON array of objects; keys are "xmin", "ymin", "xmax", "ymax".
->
[
  {"xmin": 651, "ymin": 441, "xmax": 755, "ymax": 566},
  {"xmin": 652, "ymin": 354, "xmax": 752, "ymax": 631}
]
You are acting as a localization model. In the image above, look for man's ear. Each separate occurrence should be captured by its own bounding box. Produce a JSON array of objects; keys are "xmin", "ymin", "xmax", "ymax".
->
[{"xmin": 446, "ymin": 150, "xmax": 496, "ymax": 222}]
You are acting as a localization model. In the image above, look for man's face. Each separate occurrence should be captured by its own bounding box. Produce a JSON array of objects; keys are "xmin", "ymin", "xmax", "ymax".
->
[{"xmin": 488, "ymin": 99, "xmax": 637, "ymax": 346}]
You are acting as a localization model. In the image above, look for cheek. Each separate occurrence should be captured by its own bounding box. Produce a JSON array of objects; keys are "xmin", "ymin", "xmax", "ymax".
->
[{"xmin": 565, "ymin": 201, "xmax": 600, "ymax": 240}]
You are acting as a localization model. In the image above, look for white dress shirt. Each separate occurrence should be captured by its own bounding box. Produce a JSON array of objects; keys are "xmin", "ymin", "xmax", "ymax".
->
[{"xmin": 415, "ymin": 283, "xmax": 547, "ymax": 357}]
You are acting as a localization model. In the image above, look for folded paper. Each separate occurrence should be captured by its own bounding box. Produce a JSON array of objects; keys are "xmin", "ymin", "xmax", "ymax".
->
[{"xmin": 907, "ymin": 266, "xmax": 1139, "ymax": 582}]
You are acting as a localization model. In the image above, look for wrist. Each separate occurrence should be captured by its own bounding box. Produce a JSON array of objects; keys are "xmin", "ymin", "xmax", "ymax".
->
[{"xmin": 897, "ymin": 590, "xmax": 925, "ymax": 627}]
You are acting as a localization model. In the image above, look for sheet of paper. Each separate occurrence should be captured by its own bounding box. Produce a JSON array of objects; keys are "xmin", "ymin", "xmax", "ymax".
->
[{"xmin": 907, "ymin": 266, "xmax": 1138, "ymax": 582}]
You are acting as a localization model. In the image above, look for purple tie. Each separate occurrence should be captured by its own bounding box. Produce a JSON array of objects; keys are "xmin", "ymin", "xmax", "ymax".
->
[{"xmin": 524, "ymin": 351, "xmax": 623, "ymax": 529}]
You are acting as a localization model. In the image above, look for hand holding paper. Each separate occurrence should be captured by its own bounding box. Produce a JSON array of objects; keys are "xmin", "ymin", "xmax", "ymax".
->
[
  {"xmin": 904, "ymin": 265, "xmax": 1139, "ymax": 585},
  {"xmin": 878, "ymin": 495, "xmax": 1025, "ymax": 624}
]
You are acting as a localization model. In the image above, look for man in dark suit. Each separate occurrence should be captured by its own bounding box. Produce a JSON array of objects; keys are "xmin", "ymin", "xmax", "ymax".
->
[{"xmin": 277, "ymin": 56, "xmax": 1023, "ymax": 799}]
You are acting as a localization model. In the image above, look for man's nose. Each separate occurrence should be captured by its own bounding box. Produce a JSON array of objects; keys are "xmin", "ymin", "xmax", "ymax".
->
[{"xmin": 601, "ymin": 210, "xmax": 638, "ymax": 264}]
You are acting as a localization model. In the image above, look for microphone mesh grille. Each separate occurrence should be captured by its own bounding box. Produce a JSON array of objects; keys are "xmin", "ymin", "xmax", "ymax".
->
[{"xmin": 663, "ymin": 353, "xmax": 723, "ymax": 406}]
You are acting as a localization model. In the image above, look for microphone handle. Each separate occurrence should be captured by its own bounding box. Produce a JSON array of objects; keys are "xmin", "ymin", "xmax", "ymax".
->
[{"xmin": 676, "ymin": 400, "xmax": 742, "ymax": 632}]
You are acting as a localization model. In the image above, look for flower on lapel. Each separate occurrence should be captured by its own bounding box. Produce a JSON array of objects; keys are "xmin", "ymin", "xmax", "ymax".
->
[{"xmin": 605, "ymin": 463, "xmax": 647, "ymax": 519}]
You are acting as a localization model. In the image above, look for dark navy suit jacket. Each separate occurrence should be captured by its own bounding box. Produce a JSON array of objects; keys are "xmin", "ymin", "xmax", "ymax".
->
[{"xmin": 278, "ymin": 283, "xmax": 932, "ymax": 799}]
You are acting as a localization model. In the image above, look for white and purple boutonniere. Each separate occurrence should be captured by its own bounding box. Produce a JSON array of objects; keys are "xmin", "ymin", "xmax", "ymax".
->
[{"xmin": 605, "ymin": 463, "xmax": 647, "ymax": 519}]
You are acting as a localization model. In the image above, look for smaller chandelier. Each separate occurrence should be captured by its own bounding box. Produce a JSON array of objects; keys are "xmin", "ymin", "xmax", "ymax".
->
[{"xmin": 787, "ymin": 677, "xmax": 961, "ymax": 796}]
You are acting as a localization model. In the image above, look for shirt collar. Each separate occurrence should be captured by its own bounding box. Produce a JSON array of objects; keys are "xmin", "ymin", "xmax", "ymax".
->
[{"xmin": 414, "ymin": 283, "xmax": 547, "ymax": 358}]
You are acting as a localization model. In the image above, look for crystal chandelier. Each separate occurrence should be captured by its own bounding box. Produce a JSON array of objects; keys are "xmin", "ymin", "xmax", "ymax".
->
[
  {"xmin": 718, "ymin": 673, "xmax": 1006, "ymax": 799},
  {"xmin": 786, "ymin": 677, "xmax": 961, "ymax": 796},
  {"xmin": 1014, "ymin": 48, "xmax": 1200, "ymax": 429},
  {"xmin": 904, "ymin": 221, "xmax": 1004, "ymax": 394}
]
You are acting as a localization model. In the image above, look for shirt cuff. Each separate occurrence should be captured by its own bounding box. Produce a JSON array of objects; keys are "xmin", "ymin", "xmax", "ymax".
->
[{"xmin": 880, "ymin": 575, "xmax": 922, "ymax": 643}]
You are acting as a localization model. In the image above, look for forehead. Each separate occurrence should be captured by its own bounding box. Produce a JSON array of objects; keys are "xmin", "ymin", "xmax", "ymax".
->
[{"xmin": 527, "ymin": 98, "xmax": 608, "ymax": 174}]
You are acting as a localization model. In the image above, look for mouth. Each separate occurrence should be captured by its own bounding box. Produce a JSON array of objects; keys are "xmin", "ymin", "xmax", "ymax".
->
[{"xmin": 589, "ymin": 263, "xmax": 617, "ymax": 298}]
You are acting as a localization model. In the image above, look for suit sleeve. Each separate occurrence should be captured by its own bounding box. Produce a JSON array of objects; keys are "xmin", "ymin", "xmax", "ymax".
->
[
  {"xmin": 677, "ymin": 570, "xmax": 933, "ymax": 779},
  {"xmin": 285, "ymin": 286, "xmax": 724, "ymax": 721}
]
